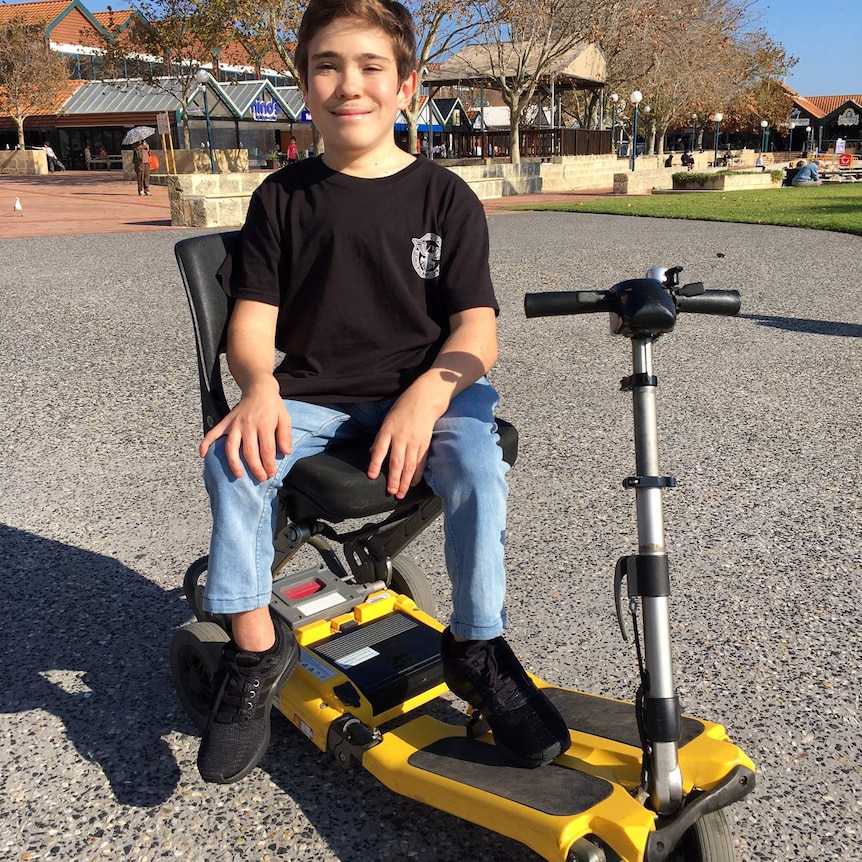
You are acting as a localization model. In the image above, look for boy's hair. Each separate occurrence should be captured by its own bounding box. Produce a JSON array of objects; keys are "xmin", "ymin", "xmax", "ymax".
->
[{"xmin": 295, "ymin": 0, "xmax": 416, "ymax": 86}]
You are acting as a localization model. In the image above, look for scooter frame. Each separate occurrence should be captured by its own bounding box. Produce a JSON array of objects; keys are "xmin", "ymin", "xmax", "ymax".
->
[{"xmin": 171, "ymin": 236, "xmax": 755, "ymax": 862}]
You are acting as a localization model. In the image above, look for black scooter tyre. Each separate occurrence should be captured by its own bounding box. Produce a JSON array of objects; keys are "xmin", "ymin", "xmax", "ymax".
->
[
  {"xmin": 171, "ymin": 621, "xmax": 230, "ymax": 732},
  {"xmin": 669, "ymin": 809, "xmax": 735, "ymax": 862}
]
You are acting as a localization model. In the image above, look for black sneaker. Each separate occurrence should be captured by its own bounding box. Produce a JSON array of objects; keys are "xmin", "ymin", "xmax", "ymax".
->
[
  {"xmin": 441, "ymin": 628, "xmax": 571, "ymax": 768},
  {"xmin": 197, "ymin": 615, "xmax": 299, "ymax": 783}
]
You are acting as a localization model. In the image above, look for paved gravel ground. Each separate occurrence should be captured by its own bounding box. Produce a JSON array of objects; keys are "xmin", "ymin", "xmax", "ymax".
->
[{"xmin": 1, "ymin": 213, "xmax": 860, "ymax": 862}]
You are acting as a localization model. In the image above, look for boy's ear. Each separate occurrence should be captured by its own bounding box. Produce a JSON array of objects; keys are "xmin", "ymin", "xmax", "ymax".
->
[{"xmin": 398, "ymin": 69, "xmax": 418, "ymax": 108}]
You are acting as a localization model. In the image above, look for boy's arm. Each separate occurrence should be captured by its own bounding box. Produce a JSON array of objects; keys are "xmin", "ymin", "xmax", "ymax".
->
[
  {"xmin": 199, "ymin": 298, "xmax": 292, "ymax": 482},
  {"xmin": 368, "ymin": 306, "xmax": 498, "ymax": 499}
]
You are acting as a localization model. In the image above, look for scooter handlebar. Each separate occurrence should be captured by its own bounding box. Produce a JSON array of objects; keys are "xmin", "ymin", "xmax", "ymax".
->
[
  {"xmin": 524, "ymin": 290, "xmax": 612, "ymax": 318},
  {"xmin": 674, "ymin": 289, "xmax": 741, "ymax": 316},
  {"xmin": 525, "ymin": 287, "xmax": 742, "ymax": 320}
]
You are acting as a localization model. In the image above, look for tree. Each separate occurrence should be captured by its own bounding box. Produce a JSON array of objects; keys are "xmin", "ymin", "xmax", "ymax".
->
[
  {"xmin": 596, "ymin": 0, "xmax": 796, "ymax": 158},
  {"xmin": 461, "ymin": 0, "xmax": 601, "ymax": 164},
  {"xmin": 123, "ymin": 0, "xmax": 238, "ymax": 148},
  {"xmin": 232, "ymin": 0, "xmax": 325, "ymax": 150},
  {"xmin": 403, "ymin": 1, "xmax": 488, "ymax": 157},
  {"xmin": 0, "ymin": 16, "xmax": 71, "ymax": 149}
]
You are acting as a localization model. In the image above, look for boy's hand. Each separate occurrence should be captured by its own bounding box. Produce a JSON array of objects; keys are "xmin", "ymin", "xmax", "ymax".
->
[
  {"xmin": 368, "ymin": 383, "xmax": 443, "ymax": 499},
  {"xmin": 199, "ymin": 381, "xmax": 292, "ymax": 482}
]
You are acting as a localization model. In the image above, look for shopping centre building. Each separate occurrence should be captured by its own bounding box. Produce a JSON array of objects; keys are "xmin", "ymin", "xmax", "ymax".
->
[{"xmin": 2, "ymin": 0, "xmax": 859, "ymax": 168}]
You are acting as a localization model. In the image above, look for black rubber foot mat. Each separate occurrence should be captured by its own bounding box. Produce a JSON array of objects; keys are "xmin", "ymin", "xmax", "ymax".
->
[
  {"xmin": 408, "ymin": 737, "xmax": 613, "ymax": 816},
  {"xmin": 545, "ymin": 688, "xmax": 704, "ymax": 748}
]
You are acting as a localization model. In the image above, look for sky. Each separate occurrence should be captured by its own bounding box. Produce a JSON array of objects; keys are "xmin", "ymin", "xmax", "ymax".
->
[
  {"xmin": 13, "ymin": 0, "xmax": 860, "ymax": 98},
  {"xmin": 748, "ymin": 0, "xmax": 859, "ymax": 96}
]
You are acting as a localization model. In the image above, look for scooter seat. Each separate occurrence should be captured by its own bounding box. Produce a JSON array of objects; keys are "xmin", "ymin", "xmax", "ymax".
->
[{"xmin": 282, "ymin": 419, "xmax": 518, "ymax": 523}]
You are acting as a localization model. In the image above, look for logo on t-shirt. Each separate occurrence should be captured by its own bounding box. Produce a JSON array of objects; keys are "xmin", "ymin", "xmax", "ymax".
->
[{"xmin": 411, "ymin": 233, "xmax": 442, "ymax": 279}]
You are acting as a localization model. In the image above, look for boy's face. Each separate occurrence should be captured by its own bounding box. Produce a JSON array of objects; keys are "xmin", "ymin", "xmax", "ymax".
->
[{"xmin": 302, "ymin": 17, "xmax": 416, "ymax": 163}]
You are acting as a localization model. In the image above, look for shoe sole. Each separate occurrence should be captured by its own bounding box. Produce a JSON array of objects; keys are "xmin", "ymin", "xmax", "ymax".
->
[{"xmin": 199, "ymin": 625, "xmax": 299, "ymax": 784}]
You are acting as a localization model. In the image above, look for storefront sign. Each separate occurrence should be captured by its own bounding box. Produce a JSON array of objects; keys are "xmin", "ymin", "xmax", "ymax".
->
[
  {"xmin": 251, "ymin": 99, "xmax": 280, "ymax": 122},
  {"xmin": 837, "ymin": 108, "xmax": 859, "ymax": 127}
]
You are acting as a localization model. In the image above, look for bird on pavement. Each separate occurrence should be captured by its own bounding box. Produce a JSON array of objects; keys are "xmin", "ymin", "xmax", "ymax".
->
[{"xmin": 14, "ymin": 197, "xmax": 23, "ymax": 216}]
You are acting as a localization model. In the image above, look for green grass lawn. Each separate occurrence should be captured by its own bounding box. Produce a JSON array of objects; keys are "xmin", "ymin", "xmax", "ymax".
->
[{"xmin": 507, "ymin": 183, "xmax": 862, "ymax": 237}]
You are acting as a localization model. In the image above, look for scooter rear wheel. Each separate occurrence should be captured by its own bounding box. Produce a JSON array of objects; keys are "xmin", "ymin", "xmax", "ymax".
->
[
  {"xmin": 170, "ymin": 621, "xmax": 229, "ymax": 731},
  {"xmin": 390, "ymin": 553, "xmax": 436, "ymax": 617}
]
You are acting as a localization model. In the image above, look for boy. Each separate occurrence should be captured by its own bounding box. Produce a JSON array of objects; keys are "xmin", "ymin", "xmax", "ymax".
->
[{"xmin": 196, "ymin": 0, "xmax": 570, "ymax": 784}]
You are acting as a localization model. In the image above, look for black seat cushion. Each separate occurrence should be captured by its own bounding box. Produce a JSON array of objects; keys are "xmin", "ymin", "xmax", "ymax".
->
[{"xmin": 282, "ymin": 419, "xmax": 518, "ymax": 523}]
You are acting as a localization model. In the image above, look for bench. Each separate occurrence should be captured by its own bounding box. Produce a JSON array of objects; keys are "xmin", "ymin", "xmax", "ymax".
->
[
  {"xmin": 89, "ymin": 155, "xmax": 123, "ymax": 170},
  {"xmin": 821, "ymin": 168, "xmax": 862, "ymax": 183}
]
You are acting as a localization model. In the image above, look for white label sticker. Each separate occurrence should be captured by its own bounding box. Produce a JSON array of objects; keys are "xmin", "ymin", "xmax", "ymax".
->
[
  {"xmin": 296, "ymin": 591, "xmax": 346, "ymax": 616},
  {"xmin": 334, "ymin": 646, "xmax": 379, "ymax": 668},
  {"xmin": 299, "ymin": 649, "xmax": 338, "ymax": 681}
]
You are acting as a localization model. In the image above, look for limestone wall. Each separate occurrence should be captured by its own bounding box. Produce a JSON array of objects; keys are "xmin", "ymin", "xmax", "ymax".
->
[
  {"xmin": 0, "ymin": 150, "xmax": 49, "ymax": 176},
  {"xmin": 122, "ymin": 149, "xmax": 249, "ymax": 180},
  {"xmin": 166, "ymin": 171, "xmax": 265, "ymax": 227}
]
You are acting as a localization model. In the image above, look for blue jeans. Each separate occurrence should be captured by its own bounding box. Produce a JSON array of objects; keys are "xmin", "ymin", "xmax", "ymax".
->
[{"xmin": 202, "ymin": 379, "xmax": 510, "ymax": 640}]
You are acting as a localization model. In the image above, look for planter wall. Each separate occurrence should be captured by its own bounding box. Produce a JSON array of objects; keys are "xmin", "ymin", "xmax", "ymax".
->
[
  {"xmin": 123, "ymin": 149, "xmax": 249, "ymax": 180},
  {"xmin": 0, "ymin": 150, "xmax": 49, "ymax": 175},
  {"xmin": 672, "ymin": 172, "xmax": 779, "ymax": 191}
]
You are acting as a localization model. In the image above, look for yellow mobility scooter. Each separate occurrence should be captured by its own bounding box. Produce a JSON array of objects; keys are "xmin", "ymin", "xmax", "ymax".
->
[{"xmin": 171, "ymin": 233, "xmax": 755, "ymax": 862}]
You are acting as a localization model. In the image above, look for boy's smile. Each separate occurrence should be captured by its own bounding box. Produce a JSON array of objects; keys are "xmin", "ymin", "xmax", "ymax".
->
[{"xmin": 302, "ymin": 17, "xmax": 416, "ymax": 175}]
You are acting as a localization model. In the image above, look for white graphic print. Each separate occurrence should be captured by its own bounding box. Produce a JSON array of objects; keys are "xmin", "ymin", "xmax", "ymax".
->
[{"xmin": 411, "ymin": 232, "xmax": 442, "ymax": 279}]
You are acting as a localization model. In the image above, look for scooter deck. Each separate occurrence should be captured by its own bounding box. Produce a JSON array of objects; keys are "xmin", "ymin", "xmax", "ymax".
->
[{"xmin": 275, "ymin": 590, "xmax": 753, "ymax": 862}]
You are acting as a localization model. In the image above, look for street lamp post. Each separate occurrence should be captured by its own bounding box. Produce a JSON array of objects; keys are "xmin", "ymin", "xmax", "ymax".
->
[
  {"xmin": 610, "ymin": 93, "xmax": 618, "ymax": 155},
  {"xmin": 691, "ymin": 113, "xmax": 698, "ymax": 153},
  {"xmin": 630, "ymin": 90, "xmax": 642, "ymax": 171},
  {"xmin": 194, "ymin": 69, "xmax": 216, "ymax": 174},
  {"xmin": 760, "ymin": 119, "xmax": 769, "ymax": 153},
  {"xmin": 712, "ymin": 112, "xmax": 723, "ymax": 167},
  {"xmin": 643, "ymin": 105, "xmax": 651, "ymax": 155}
]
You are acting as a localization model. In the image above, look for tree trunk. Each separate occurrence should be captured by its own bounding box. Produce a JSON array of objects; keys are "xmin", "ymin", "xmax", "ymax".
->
[
  {"xmin": 509, "ymin": 125, "xmax": 520, "ymax": 164},
  {"xmin": 182, "ymin": 113, "xmax": 191, "ymax": 149},
  {"xmin": 15, "ymin": 117, "xmax": 25, "ymax": 149},
  {"xmin": 312, "ymin": 124, "xmax": 325, "ymax": 155}
]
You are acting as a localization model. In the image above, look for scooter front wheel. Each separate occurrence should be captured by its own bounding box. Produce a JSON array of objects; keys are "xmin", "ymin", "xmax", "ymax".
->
[
  {"xmin": 667, "ymin": 809, "xmax": 735, "ymax": 862},
  {"xmin": 569, "ymin": 808, "xmax": 735, "ymax": 862},
  {"xmin": 171, "ymin": 621, "xmax": 229, "ymax": 731}
]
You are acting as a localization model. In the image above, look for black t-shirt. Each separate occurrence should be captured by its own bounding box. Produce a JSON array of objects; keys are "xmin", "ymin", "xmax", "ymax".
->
[{"xmin": 217, "ymin": 155, "xmax": 497, "ymax": 403}]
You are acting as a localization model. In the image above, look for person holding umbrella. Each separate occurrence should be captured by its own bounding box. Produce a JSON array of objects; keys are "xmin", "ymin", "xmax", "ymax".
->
[
  {"xmin": 133, "ymin": 140, "xmax": 151, "ymax": 195},
  {"xmin": 122, "ymin": 126, "xmax": 156, "ymax": 196}
]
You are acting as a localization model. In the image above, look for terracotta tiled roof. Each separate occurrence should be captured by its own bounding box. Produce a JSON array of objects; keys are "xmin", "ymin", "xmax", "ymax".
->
[
  {"xmin": 0, "ymin": 1, "xmax": 74, "ymax": 26},
  {"xmin": 804, "ymin": 95, "xmax": 862, "ymax": 116},
  {"xmin": 794, "ymin": 93, "xmax": 827, "ymax": 119},
  {"xmin": 91, "ymin": 9, "xmax": 136, "ymax": 30},
  {"xmin": 783, "ymin": 83, "xmax": 862, "ymax": 120},
  {"xmin": 1, "ymin": 77, "xmax": 85, "ymax": 117}
]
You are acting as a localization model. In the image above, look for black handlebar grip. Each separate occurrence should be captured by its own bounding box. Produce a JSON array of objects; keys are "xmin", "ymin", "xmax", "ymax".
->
[
  {"xmin": 675, "ymin": 290, "xmax": 741, "ymax": 316},
  {"xmin": 524, "ymin": 290, "xmax": 612, "ymax": 318}
]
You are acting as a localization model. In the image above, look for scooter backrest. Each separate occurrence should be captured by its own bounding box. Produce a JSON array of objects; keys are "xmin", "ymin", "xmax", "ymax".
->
[{"xmin": 175, "ymin": 231, "xmax": 241, "ymax": 434}]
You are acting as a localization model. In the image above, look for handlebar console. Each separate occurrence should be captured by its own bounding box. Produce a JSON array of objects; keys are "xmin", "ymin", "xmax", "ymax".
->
[{"xmin": 524, "ymin": 266, "xmax": 741, "ymax": 338}]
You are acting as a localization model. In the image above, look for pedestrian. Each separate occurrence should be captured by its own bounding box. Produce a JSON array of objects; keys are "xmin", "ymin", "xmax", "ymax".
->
[
  {"xmin": 286, "ymin": 136, "xmax": 299, "ymax": 164},
  {"xmin": 44, "ymin": 141, "xmax": 65, "ymax": 172},
  {"xmin": 132, "ymin": 140, "xmax": 151, "ymax": 195},
  {"xmin": 194, "ymin": 0, "xmax": 571, "ymax": 786},
  {"xmin": 84, "ymin": 144, "xmax": 92, "ymax": 170},
  {"xmin": 791, "ymin": 159, "xmax": 821, "ymax": 187},
  {"xmin": 755, "ymin": 154, "xmax": 765, "ymax": 172}
]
